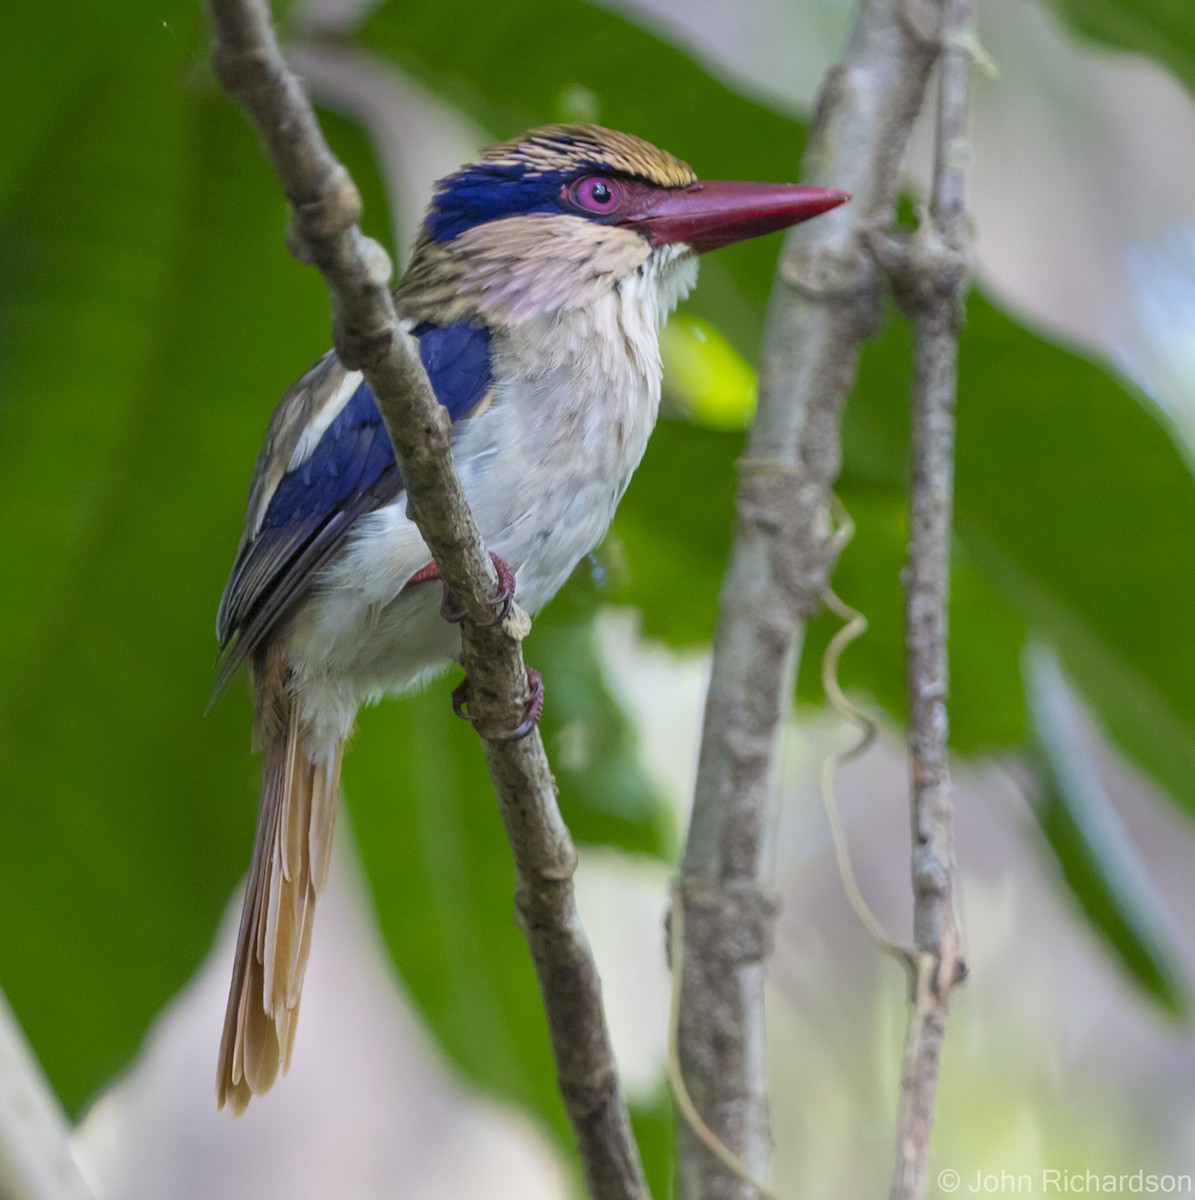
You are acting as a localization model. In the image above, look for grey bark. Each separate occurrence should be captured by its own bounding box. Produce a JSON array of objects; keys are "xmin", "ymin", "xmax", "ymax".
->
[
  {"xmin": 675, "ymin": 3, "xmax": 949, "ymax": 1198},
  {"xmin": 884, "ymin": 1, "xmax": 974, "ymax": 1195}
]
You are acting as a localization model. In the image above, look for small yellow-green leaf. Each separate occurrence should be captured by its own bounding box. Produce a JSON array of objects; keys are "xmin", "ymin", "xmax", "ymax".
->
[{"xmin": 660, "ymin": 314, "xmax": 758, "ymax": 430}]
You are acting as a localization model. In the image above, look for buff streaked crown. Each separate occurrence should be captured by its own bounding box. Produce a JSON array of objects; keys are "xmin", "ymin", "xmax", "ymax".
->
[{"xmin": 482, "ymin": 124, "xmax": 696, "ymax": 189}]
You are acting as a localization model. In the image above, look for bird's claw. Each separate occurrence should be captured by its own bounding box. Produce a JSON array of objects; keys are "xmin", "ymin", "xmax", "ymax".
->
[
  {"xmin": 472, "ymin": 552, "xmax": 516, "ymax": 628},
  {"xmin": 409, "ymin": 552, "xmax": 516, "ymax": 627},
  {"xmin": 452, "ymin": 667, "xmax": 543, "ymax": 741}
]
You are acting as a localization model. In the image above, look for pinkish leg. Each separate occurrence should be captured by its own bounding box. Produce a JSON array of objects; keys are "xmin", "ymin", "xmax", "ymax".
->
[{"xmin": 407, "ymin": 552, "xmax": 516, "ymax": 626}]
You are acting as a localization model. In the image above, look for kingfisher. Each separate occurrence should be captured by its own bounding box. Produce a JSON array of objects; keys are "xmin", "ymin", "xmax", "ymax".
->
[{"xmin": 213, "ymin": 123, "xmax": 847, "ymax": 1111}]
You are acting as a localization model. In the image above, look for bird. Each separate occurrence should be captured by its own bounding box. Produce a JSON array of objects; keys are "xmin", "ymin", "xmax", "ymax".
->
[{"xmin": 212, "ymin": 123, "xmax": 847, "ymax": 1112}]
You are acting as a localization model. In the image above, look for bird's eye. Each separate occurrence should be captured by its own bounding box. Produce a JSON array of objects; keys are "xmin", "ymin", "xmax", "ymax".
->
[{"xmin": 567, "ymin": 175, "xmax": 623, "ymax": 215}]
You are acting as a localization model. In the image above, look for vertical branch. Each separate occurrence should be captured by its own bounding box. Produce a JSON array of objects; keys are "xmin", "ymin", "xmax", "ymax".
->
[
  {"xmin": 886, "ymin": 1, "xmax": 973, "ymax": 1196},
  {"xmin": 675, "ymin": 3, "xmax": 944, "ymax": 1198},
  {"xmin": 0, "ymin": 989, "xmax": 95, "ymax": 1200},
  {"xmin": 203, "ymin": 2, "xmax": 646, "ymax": 1196}
]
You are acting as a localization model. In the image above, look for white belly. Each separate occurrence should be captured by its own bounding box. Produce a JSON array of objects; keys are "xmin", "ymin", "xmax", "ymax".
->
[{"xmin": 281, "ymin": 287, "xmax": 676, "ymax": 741}]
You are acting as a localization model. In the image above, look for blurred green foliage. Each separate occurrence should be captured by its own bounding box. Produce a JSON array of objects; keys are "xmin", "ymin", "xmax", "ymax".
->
[
  {"xmin": 1046, "ymin": 0, "xmax": 1195, "ymax": 98},
  {"xmin": 1, "ymin": 0, "xmax": 1194, "ymax": 1192}
]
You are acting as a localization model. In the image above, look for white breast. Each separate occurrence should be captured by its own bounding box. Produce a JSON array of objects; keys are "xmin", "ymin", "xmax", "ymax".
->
[{"xmin": 285, "ymin": 247, "xmax": 698, "ymax": 740}]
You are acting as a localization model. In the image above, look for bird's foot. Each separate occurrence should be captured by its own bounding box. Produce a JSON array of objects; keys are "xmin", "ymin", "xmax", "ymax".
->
[
  {"xmin": 408, "ymin": 552, "xmax": 516, "ymax": 627},
  {"xmin": 452, "ymin": 667, "xmax": 543, "ymax": 741}
]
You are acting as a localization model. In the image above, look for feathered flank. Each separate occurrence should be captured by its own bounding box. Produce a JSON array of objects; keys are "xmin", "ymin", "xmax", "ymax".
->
[{"xmin": 216, "ymin": 648, "xmax": 343, "ymax": 1113}]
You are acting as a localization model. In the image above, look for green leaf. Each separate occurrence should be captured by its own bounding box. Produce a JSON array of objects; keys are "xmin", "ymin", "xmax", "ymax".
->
[
  {"xmin": 1046, "ymin": 0, "xmax": 1195, "ymax": 98},
  {"xmin": 0, "ymin": 0, "xmax": 197, "ymax": 217},
  {"xmin": 1025, "ymin": 645, "xmax": 1190, "ymax": 1018},
  {"xmin": 617, "ymin": 269, "xmax": 1195, "ymax": 817},
  {"xmin": 0, "ymin": 68, "xmax": 375, "ymax": 1110},
  {"xmin": 0, "ymin": 67, "xmax": 188, "ymax": 692},
  {"xmin": 607, "ymin": 420, "xmax": 741, "ymax": 648},
  {"xmin": 950, "ymin": 295, "xmax": 1195, "ymax": 820},
  {"xmin": 797, "ymin": 489, "xmax": 1029, "ymax": 755},
  {"xmin": 0, "ymin": 65, "xmax": 219, "ymax": 1113},
  {"xmin": 357, "ymin": 0, "xmax": 804, "ymax": 182},
  {"xmin": 661, "ymin": 314, "xmax": 758, "ymax": 430},
  {"xmin": 347, "ymin": 597, "xmax": 671, "ymax": 1168},
  {"xmin": 832, "ymin": 291, "xmax": 1195, "ymax": 819},
  {"xmin": 530, "ymin": 593, "xmax": 675, "ymax": 858},
  {"xmin": 630, "ymin": 1089, "xmax": 676, "ymax": 1200}
]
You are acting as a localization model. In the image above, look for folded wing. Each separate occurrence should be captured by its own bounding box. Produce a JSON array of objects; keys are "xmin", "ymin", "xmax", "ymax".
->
[{"xmin": 213, "ymin": 323, "xmax": 493, "ymax": 692}]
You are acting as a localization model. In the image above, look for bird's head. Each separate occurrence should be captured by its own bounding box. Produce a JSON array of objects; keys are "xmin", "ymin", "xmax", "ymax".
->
[{"xmin": 395, "ymin": 124, "xmax": 848, "ymax": 327}]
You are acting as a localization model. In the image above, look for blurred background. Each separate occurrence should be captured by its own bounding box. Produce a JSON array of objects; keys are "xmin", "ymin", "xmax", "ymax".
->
[{"xmin": 2, "ymin": 0, "xmax": 1195, "ymax": 1196}]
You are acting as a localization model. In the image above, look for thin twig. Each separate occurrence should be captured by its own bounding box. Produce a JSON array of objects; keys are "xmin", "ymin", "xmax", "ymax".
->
[
  {"xmin": 674, "ymin": 4, "xmax": 944, "ymax": 1198},
  {"xmin": 812, "ymin": 498, "xmax": 906, "ymax": 964},
  {"xmin": 0, "ymin": 988, "xmax": 95, "ymax": 1200},
  {"xmin": 883, "ymin": 2, "xmax": 974, "ymax": 1197},
  {"xmin": 819, "ymin": 574, "xmax": 910, "ymax": 967},
  {"xmin": 202, "ymin": 3, "xmax": 646, "ymax": 1196}
]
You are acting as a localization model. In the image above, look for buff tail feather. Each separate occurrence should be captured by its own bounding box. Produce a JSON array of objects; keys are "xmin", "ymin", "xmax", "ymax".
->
[{"xmin": 216, "ymin": 662, "xmax": 343, "ymax": 1113}]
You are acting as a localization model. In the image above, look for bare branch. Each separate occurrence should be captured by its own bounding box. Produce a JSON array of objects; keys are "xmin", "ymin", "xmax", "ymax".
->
[
  {"xmin": 202, "ymin": 3, "xmax": 646, "ymax": 1195},
  {"xmin": 0, "ymin": 989, "xmax": 95, "ymax": 1200},
  {"xmin": 675, "ymin": 3, "xmax": 945, "ymax": 1197},
  {"xmin": 883, "ymin": 1, "xmax": 974, "ymax": 1196}
]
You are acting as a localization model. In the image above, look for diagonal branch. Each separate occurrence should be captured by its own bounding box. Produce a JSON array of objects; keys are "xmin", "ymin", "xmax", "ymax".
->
[
  {"xmin": 674, "ymin": 3, "xmax": 946, "ymax": 1198},
  {"xmin": 202, "ymin": 3, "xmax": 646, "ymax": 1196},
  {"xmin": 884, "ymin": 1, "xmax": 974, "ymax": 1196}
]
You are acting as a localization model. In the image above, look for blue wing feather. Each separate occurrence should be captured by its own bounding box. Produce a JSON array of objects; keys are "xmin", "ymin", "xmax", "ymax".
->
[
  {"xmin": 214, "ymin": 322, "xmax": 492, "ymax": 690},
  {"xmin": 263, "ymin": 323, "xmax": 491, "ymax": 532},
  {"xmin": 262, "ymin": 386, "xmax": 394, "ymax": 529},
  {"xmin": 413, "ymin": 321, "xmax": 494, "ymax": 419}
]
